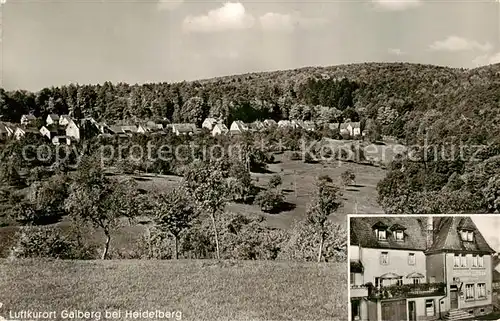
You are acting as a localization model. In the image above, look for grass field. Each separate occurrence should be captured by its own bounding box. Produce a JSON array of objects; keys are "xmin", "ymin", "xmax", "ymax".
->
[{"xmin": 0, "ymin": 259, "xmax": 347, "ymax": 321}]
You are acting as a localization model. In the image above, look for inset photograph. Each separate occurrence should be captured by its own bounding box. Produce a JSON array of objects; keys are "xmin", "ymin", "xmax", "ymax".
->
[{"xmin": 349, "ymin": 215, "xmax": 500, "ymax": 321}]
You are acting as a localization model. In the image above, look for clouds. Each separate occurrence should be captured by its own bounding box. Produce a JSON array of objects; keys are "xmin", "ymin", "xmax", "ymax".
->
[
  {"xmin": 388, "ymin": 48, "xmax": 405, "ymax": 56},
  {"xmin": 259, "ymin": 12, "xmax": 329, "ymax": 32},
  {"xmin": 182, "ymin": 2, "xmax": 329, "ymax": 33},
  {"xmin": 182, "ymin": 2, "xmax": 255, "ymax": 33},
  {"xmin": 472, "ymin": 52, "xmax": 500, "ymax": 67},
  {"xmin": 428, "ymin": 36, "xmax": 492, "ymax": 52},
  {"xmin": 372, "ymin": 0, "xmax": 421, "ymax": 11}
]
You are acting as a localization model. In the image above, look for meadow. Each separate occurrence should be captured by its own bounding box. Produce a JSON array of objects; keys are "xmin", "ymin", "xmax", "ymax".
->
[{"xmin": 0, "ymin": 259, "xmax": 347, "ymax": 321}]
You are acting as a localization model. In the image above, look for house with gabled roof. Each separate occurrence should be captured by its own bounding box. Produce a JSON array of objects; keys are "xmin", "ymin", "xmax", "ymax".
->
[
  {"xmin": 20, "ymin": 114, "xmax": 37, "ymax": 126},
  {"xmin": 14, "ymin": 126, "xmax": 40, "ymax": 140},
  {"xmin": 65, "ymin": 120, "xmax": 81, "ymax": 141},
  {"xmin": 40, "ymin": 125, "xmax": 64, "ymax": 140},
  {"xmin": 202, "ymin": 118, "xmax": 219, "ymax": 131},
  {"xmin": 46, "ymin": 114, "xmax": 60, "ymax": 126},
  {"xmin": 426, "ymin": 217, "xmax": 495, "ymax": 320},
  {"xmin": 212, "ymin": 123, "xmax": 229, "ymax": 136},
  {"xmin": 0, "ymin": 122, "xmax": 15, "ymax": 140},
  {"xmin": 350, "ymin": 216, "xmax": 496, "ymax": 321},
  {"xmin": 59, "ymin": 115, "xmax": 73, "ymax": 127},
  {"xmin": 171, "ymin": 123, "xmax": 197, "ymax": 136},
  {"xmin": 263, "ymin": 119, "xmax": 277, "ymax": 128},
  {"xmin": 229, "ymin": 120, "xmax": 248, "ymax": 134},
  {"xmin": 249, "ymin": 120, "xmax": 265, "ymax": 132}
]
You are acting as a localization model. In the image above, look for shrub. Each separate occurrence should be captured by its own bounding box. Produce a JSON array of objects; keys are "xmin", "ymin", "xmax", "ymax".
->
[
  {"xmin": 255, "ymin": 189, "xmax": 285, "ymax": 213},
  {"xmin": 10, "ymin": 226, "xmax": 97, "ymax": 260}
]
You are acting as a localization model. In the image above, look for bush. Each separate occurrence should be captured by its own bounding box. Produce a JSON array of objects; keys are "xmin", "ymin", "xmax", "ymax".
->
[
  {"xmin": 289, "ymin": 151, "xmax": 302, "ymax": 161},
  {"xmin": 255, "ymin": 189, "xmax": 285, "ymax": 213},
  {"xmin": 10, "ymin": 226, "xmax": 97, "ymax": 260}
]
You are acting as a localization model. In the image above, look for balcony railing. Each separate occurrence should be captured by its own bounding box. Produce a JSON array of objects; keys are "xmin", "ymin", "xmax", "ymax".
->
[
  {"xmin": 367, "ymin": 282, "xmax": 446, "ymax": 300},
  {"xmin": 350, "ymin": 285, "xmax": 369, "ymax": 298}
]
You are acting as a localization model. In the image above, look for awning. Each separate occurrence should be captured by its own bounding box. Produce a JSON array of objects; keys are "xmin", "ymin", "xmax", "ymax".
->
[
  {"xmin": 379, "ymin": 272, "xmax": 401, "ymax": 279},
  {"xmin": 406, "ymin": 272, "xmax": 425, "ymax": 279},
  {"xmin": 350, "ymin": 261, "xmax": 364, "ymax": 273}
]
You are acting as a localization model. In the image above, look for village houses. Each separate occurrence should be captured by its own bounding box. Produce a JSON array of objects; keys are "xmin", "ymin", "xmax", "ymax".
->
[
  {"xmin": 212, "ymin": 123, "xmax": 229, "ymax": 136},
  {"xmin": 229, "ymin": 120, "xmax": 248, "ymax": 134},
  {"xmin": 20, "ymin": 114, "xmax": 37, "ymax": 126},
  {"xmin": 171, "ymin": 123, "xmax": 197, "ymax": 136},
  {"xmin": 202, "ymin": 118, "xmax": 219, "ymax": 131},
  {"xmin": 350, "ymin": 216, "xmax": 496, "ymax": 321}
]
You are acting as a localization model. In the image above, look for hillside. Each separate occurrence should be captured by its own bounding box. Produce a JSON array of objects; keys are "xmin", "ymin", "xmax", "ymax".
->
[
  {"xmin": 0, "ymin": 259, "xmax": 346, "ymax": 321},
  {"xmin": 2, "ymin": 62, "xmax": 500, "ymax": 214}
]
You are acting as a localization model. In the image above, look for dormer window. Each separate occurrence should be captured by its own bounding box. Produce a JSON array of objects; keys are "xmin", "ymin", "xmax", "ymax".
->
[
  {"xmin": 372, "ymin": 221, "xmax": 389, "ymax": 241},
  {"xmin": 460, "ymin": 230, "xmax": 474, "ymax": 242},
  {"xmin": 389, "ymin": 223, "xmax": 406, "ymax": 242}
]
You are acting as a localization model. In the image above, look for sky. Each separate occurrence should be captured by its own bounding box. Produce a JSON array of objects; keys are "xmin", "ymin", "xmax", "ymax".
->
[
  {"xmin": 472, "ymin": 216, "xmax": 500, "ymax": 254},
  {"xmin": 1, "ymin": 0, "xmax": 499, "ymax": 91}
]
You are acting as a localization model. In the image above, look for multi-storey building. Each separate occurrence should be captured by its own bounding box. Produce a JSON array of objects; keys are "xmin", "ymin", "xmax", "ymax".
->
[
  {"xmin": 349, "ymin": 216, "xmax": 495, "ymax": 321},
  {"xmin": 426, "ymin": 217, "xmax": 495, "ymax": 320}
]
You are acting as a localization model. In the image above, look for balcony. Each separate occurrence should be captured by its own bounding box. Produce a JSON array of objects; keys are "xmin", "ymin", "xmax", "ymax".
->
[
  {"xmin": 350, "ymin": 285, "xmax": 369, "ymax": 298},
  {"xmin": 367, "ymin": 282, "xmax": 446, "ymax": 300}
]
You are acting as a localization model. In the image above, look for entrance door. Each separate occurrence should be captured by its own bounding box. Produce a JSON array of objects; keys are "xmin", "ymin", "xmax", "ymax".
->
[
  {"xmin": 450, "ymin": 287, "xmax": 458, "ymax": 309},
  {"xmin": 351, "ymin": 299, "xmax": 360, "ymax": 320},
  {"xmin": 408, "ymin": 301, "xmax": 416, "ymax": 321},
  {"xmin": 382, "ymin": 300, "xmax": 407, "ymax": 321}
]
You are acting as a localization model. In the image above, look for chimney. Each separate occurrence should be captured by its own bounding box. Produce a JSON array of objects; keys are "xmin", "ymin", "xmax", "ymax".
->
[{"xmin": 426, "ymin": 217, "xmax": 433, "ymax": 249}]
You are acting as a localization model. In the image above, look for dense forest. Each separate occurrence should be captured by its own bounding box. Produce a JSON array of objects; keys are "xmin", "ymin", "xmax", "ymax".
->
[{"xmin": 2, "ymin": 62, "xmax": 500, "ymax": 214}]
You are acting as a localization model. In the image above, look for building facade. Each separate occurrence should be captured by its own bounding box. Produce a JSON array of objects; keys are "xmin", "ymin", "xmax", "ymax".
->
[{"xmin": 349, "ymin": 216, "xmax": 494, "ymax": 321}]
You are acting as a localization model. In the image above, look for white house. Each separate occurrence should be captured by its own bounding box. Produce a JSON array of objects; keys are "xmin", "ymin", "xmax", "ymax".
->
[
  {"xmin": 229, "ymin": 121, "xmax": 248, "ymax": 133},
  {"xmin": 212, "ymin": 123, "xmax": 229, "ymax": 136},
  {"xmin": 249, "ymin": 121, "xmax": 265, "ymax": 131},
  {"xmin": 348, "ymin": 122, "xmax": 362, "ymax": 137},
  {"xmin": 202, "ymin": 118, "xmax": 219, "ymax": 131},
  {"xmin": 278, "ymin": 120, "xmax": 292, "ymax": 128},
  {"xmin": 171, "ymin": 123, "xmax": 197, "ymax": 136},
  {"xmin": 263, "ymin": 119, "xmax": 277, "ymax": 128},
  {"xmin": 65, "ymin": 120, "xmax": 80, "ymax": 141},
  {"xmin": 291, "ymin": 120, "xmax": 305, "ymax": 129},
  {"xmin": 46, "ymin": 114, "xmax": 60, "ymax": 126},
  {"xmin": 340, "ymin": 123, "xmax": 350, "ymax": 137},
  {"xmin": 0, "ymin": 122, "xmax": 15, "ymax": 140},
  {"xmin": 14, "ymin": 127, "xmax": 39, "ymax": 140},
  {"xmin": 52, "ymin": 136, "xmax": 71, "ymax": 146},
  {"xmin": 20, "ymin": 114, "xmax": 37, "ymax": 126},
  {"xmin": 59, "ymin": 115, "xmax": 73, "ymax": 126},
  {"xmin": 39, "ymin": 126, "xmax": 61, "ymax": 140}
]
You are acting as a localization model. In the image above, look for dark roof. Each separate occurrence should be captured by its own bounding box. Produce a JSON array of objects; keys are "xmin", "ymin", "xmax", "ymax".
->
[
  {"xmin": 350, "ymin": 217, "xmax": 428, "ymax": 251},
  {"xmin": 427, "ymin": 217, "xmax": 495, "ymax": 255},
  {"xmin": 457, "ymin": 218, "xmax": 476, "ymax": 231},
  {"xmin": 389, "ymin": 223, "xmax": 407, "ymax": 231},
  {"xmin": 350, "ymin": 261, "xmax": 363, "ymax": 273},
  {"xmin": 493, "ymin": 269, "xmax": 500, "ymax": 282},
  {"xmin": 372, "ymin": 221, "xmax": 389, "ymax": 230}
]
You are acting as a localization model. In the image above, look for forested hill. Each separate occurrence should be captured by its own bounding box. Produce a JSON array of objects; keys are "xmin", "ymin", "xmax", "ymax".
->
[{"xmin": 2, "ymin": 62, "xmax": 500, "ymax": 146}]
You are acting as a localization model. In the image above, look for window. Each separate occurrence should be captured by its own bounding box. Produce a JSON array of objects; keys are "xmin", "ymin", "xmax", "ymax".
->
[
  {"xmin": 478, "ymin": 255, "xmax": 484, "ymax": 267},
  {"xmin": 396, "ymin": 277, "xmax": 403, "ymax": 286},
  {"xmin": 477, "ymin": 283, "xmax": 486, "ymax": 299},
  {"xmin": 461, "ymin": 255, "xmax": 467, "ymax": 267},
  {"xmin": 408, "ymin": 253, "xmax": 416, "ymax": 265},
  {"xmin": 465, "ymin": 284, "xmax": 475, "ymax": 300},
  {"xmin": 472, "ymin": 255, "xmax": 478, "ymax": 267},
  {"xmin": 350, "ymin": 273, "xmax": 354, "ymax": 285},
  {"xmin": 380, "ymin": 252, "xmax": 389, "ymax": 265},
  {"xmin": 454, "ymin": 254, "xmax": 460, "ymax": 267},
  {"xmin": 413, "ymin": 278, "xmax": 420, "ymax": 285},
  {"xmin": 460, "ymin": 230, "xmax": 474, "ymax": 241},
  {"xmin": 375, "ymin": 277, "xmax": 381, "ymax": 287},
  {"xmin": 425, "ymin": 299, "xmax": 435, "ymax": 316},
  {"xmin": 377, "ymin": 230, "xmax": 387, "ymax": 241},
  {"xmin": 395, "ymin": 230, "xmax": 404, "ymax": 241}
]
